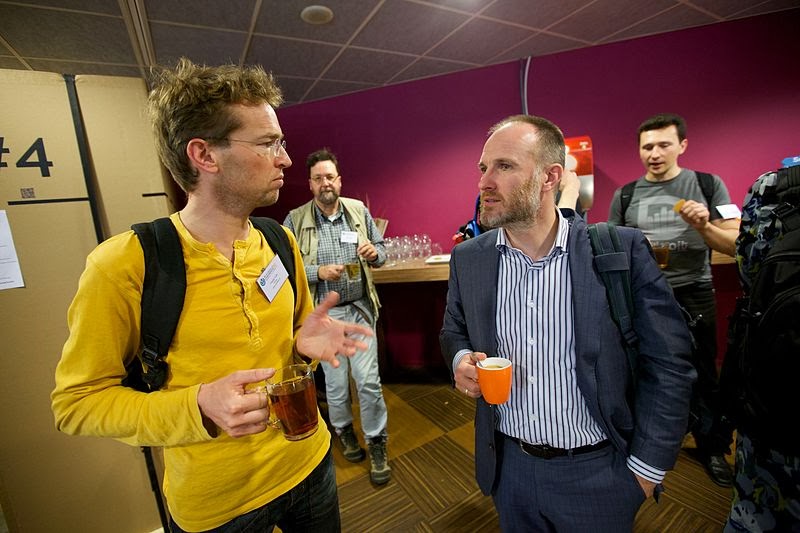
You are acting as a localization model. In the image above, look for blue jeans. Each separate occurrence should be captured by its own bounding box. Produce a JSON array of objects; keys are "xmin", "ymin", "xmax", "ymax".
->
[
  {"xmin": 323, "ymin": 300, "xmax": 388, "ymax": 439},
  {"xmin": 170, "ymin": 449, "xmax": 340, "ymax": 533}
]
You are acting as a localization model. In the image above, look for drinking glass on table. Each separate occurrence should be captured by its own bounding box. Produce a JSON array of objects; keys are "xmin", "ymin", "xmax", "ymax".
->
[
  {"xmin": 400, "ymin": 236, "xmax": 412, "ymax": 263},
  {"xmin": 420, "ymin": 234, "xmax": 432, "ymax": 258},
  {"xmin": 384, "ymin": 237, "xmax": 397, "ymax": 267}
]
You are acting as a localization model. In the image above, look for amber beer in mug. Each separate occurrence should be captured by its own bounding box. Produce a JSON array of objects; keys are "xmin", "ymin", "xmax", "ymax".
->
[
  {"xmin": 266, "ymin": 365, "xmax": 318, "ymax": 441},
  {"xmin": 652, "ymin": 243, "xmax": 670, "ymax": 269},
  {"xmin": 344, "ymin": 262, "xmax": 360, "ymax": 280}
]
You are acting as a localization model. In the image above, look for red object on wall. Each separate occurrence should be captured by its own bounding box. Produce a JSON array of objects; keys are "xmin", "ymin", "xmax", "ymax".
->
[{"xmin": 564, "ymin": 135, "xmax": 593, "ymax": 177}]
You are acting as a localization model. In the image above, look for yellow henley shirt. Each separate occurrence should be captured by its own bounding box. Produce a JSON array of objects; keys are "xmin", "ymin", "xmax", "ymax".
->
[{"xmin": 52, "ymin": 213, "xmax": 331, "ymax": 531}]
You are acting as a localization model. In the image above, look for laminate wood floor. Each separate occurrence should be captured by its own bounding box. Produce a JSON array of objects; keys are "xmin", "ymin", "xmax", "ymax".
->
[{"xmin": 327, "ymin": 382, "xmax": 733, "ymax": 533}]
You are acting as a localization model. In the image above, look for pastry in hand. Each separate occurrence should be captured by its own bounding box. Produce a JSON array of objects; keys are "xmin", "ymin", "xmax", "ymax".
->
[{"xmin": 673, "ymin": 199, "xmax": 686, "ymax": 213}]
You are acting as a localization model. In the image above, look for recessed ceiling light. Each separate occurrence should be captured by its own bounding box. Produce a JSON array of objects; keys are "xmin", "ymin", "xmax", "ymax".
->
[{"xmin": 300, "ymin": 5, "xmax": 334, "ymax": 25}]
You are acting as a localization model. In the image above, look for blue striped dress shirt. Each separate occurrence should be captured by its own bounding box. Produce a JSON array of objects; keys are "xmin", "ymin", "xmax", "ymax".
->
[{"xmin": 494, "ymin": 211, "xmax": 606, "ymax": 447}]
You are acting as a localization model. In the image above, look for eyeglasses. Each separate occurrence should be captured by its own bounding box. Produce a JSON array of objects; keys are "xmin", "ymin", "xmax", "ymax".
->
[
  {"xmin": 310, "ymin": 174, "xmax": 340, "ymax": 184},
  {"xmin": 220, "ymin": 137, "xmax": 287, "ymax": 157}
]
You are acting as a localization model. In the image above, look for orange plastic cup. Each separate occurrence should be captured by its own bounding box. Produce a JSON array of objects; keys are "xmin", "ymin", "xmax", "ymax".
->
[{"xmin": 477, "ymin": 357, "xmax": 512, "ymax": 404}]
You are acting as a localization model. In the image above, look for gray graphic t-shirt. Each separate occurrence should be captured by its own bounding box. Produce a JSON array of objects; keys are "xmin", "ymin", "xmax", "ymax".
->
[{"xmin": 608, "ymin": 169, "xmax": 731, "ymax": 287}]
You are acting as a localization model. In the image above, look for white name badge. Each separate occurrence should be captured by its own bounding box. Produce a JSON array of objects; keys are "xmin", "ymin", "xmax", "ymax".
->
[
  {"xmin": 716, "ymin": 203, "xmax": 742, "ymax": 219},
  {"xmin": 257, "ymin": 254, "xmax": 289, "ymax": 302},
  {"xmin": 340, "ymin": 230, "xmax": 358, "ymax": 244}
]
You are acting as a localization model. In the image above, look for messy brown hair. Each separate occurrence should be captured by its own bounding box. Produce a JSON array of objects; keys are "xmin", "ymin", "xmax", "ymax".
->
[
  {"xmin": 147, "ymin": 57, "xmax": 283, "ymax": 191},
  {"xmin": 306, "ymin": 147, "xmax": 340, "ymax": 176}
]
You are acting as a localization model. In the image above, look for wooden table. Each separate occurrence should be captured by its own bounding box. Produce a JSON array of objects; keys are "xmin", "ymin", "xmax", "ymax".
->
[
  {"xmin": 711, "ymin": 250, "xmax": 735, "ymax": 265},
  {"xmin": 370, "ymin": 259, "xmax": 451, "ymax": 381},
  {"xmin": 371, "ymin": 259, "xmax": 449, "ymax": 284},
  {"xmin": 371, "ymin": 250, "xmax": 733, "ymax": 284}
]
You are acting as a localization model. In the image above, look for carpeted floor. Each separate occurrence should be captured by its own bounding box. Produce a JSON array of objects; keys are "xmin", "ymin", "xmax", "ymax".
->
[{"xmin": 327, "ymin": 382, "xmax": 733, "ymax": 533}]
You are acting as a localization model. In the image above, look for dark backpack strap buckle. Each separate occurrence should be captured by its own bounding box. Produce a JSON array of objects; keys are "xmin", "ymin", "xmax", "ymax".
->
[
  {"xmin": 140, "ymin": 347, "xmax": 168, "ymax": 391},
  {"xmin": 773, "ymin": 202, "xmax": 800, "ymax": 232}
]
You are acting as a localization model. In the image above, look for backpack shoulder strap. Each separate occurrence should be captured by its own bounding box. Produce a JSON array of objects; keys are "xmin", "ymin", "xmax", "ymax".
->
[
  {"xmin": 695, "ymin": 172, "xmax": 716, "ymax": 209},
  {"xmin": 619, "ymin": 181, "xmax": 638, "ymax": 224},
  {"xmin": 587, "ymin": 222, "xmax": 638, "ymax": 381},
  {"xmin": 775, "ymin": 166, "xmax": 800, "ymax": 231},
  {"xmin": 250, "ymin": 217, "xmax": 296, "ymax": 299},
  {"xmin": 127, "ymin": 217, "xmax": 186, "ymax": 392},
  {"xmin": 696, "ymin": 172, "xmax": 718, "ymax": 260}
]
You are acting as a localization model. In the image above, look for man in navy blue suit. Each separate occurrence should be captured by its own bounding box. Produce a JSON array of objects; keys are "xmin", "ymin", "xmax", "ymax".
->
[{"xmin": 440, "ymin": 115, "xmax": 697, "ymax": 532}]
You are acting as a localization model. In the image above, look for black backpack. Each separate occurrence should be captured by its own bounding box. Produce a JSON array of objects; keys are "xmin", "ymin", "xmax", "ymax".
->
[
  {"xmin": 722, "ymin": 165, "xmax": 800, "ymax": 455},
  {"xmin": 122, "ymin": 216, "xmax": 296, "ymax": 392}
]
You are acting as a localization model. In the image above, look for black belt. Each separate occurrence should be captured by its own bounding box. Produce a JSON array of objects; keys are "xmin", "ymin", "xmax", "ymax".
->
[{"xmin": 507, "ymin": 434, "xmax": 610, "ymax": 459}]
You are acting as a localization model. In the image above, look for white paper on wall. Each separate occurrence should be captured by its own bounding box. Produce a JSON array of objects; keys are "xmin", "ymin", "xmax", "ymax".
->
[{"xmin": 0, "ymin": 210, "xmax": 24, "ymax": 289}]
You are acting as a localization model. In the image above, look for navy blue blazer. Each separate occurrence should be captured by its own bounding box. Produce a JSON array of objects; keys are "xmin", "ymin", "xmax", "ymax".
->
[{"xmin": 440, "ymin": 211, "xmax": 696, "ymax": 495}]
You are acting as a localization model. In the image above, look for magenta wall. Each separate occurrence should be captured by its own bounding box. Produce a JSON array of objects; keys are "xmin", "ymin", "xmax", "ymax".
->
[
  {"xmin": 263, "ymin": 9, "xmax": 799, "ymax": 373},
  {"xmin": 263, "ymin": 61, "xmax": 521, "ymax": 246},
  {"xmin": 267, "ymin": 8, "xmax": 800, "ymax": 252}
]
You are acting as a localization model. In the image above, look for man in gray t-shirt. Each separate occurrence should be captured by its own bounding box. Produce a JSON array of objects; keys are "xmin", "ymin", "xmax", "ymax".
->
[
  {"xmin": 608, "ymin": 167, "xmax": 730, "ymax": 287},
  {"xmin": 608, "ymin": 113, "xmax": 738, "ymax": 488}
]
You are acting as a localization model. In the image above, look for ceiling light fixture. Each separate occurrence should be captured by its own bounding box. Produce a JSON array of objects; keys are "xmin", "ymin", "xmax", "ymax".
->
[{"xmin": 300, "ymin": 5, "xmax": 334, "ymax": 25}]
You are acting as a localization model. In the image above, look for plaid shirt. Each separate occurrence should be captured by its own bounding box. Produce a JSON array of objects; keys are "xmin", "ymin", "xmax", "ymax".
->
[{"xmin": 306, "ymin": 203, "xmax": 386, "ymax": 305}]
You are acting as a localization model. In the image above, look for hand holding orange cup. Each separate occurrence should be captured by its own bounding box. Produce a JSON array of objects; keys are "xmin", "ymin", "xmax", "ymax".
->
[{"xmin": 477, "ymin": 357, "xmax": 512, "ymax": 404}]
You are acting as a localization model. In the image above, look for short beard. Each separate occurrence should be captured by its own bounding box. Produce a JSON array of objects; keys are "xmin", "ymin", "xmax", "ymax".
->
[
  {"xmin": 481, "ymin": 172, "xmax": 542, "ymax": 230},
  {"xmin": 317, "ymin": 190, "xmax": 339, "ymax": 206}
]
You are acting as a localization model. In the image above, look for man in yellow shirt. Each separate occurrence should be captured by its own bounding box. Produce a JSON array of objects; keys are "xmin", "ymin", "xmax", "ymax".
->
[{"xmin": 51, "ymin": 58, "xmax": 371, "ymax": 532}]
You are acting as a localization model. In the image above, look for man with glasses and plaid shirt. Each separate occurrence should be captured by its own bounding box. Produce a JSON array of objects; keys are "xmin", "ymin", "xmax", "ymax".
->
[{"xmin": 284, "ymin": 148, "xmax": 391, "ymax": 485}]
